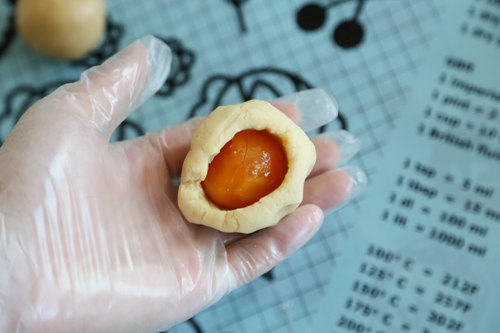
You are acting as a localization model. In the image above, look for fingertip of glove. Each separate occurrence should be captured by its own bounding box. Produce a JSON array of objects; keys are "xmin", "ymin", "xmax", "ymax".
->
[
  {"xmin": 306, "ymin": 204, "xmax": 325, "ymax": 225},
  {"xmin": 138, "ymin": 35, "xmax": 172, "ymax": 71},
  {"xmin": 284, "ymin": 204, "xmax": 324, "ymax": 251},
  {"xmin": 342, "ymin": 165, "xmax": 368, "ymax": 199},
  {"xmin": 275, "ymin": 89, "xmax": 339, "ymax": 132},
  {"xmin": 135, "ymin": 35, "xmax": 172, "ymax": 105},
  {"xmin": 315, "ymin": 129, "xmax": 361, "ymax": 165}
]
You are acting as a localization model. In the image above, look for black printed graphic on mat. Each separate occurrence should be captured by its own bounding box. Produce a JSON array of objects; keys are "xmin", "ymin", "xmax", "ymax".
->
[
  {"xmin": 0, "ymin": 0, "xmax": 16, "ymax": 59},
  {"xmin": 111, "ymin": 118, "xmax": 145, "ymax": 142},
  {"xmin": 188, "ymin": 67, "xmax": 313, "ymax": 118},
  {"xmin": 262, "ymin": 269, "xmax": 274, "ymax": 281},
  {"xmin": 188, "ymin": 67, "xmax": 348, "ymax": 132},
  {"xmin": 155, "ymin": 37, "xmax": 196, "ymax": 98},
  {"xmin": 296, "ymin": 0, "xmax": 366, "ymax": 49},
  {"xmin": 0, "ymin": 79, "xmax": 145, "ymax": 145},
  {"xmin": 164, "ymin": 318, "xmax": 203, "ymax": 333},
  {"xmin": 225, "ymin": 0, "xmax": 250, "ymax": 33}
]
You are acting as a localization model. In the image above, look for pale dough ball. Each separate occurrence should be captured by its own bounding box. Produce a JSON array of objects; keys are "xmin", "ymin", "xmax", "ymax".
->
[
  {"xmin": 16, "ymin": 0, "xmax": 106, "ymax": 60},
  {"xmin": 178, "ymin": 100, "xmax": 317, "ymax": 234}
]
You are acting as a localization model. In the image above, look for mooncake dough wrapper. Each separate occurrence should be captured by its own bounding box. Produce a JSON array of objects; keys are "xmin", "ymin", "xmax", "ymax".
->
[{"xmin": 178, "ymin": 100, "xmax": 316, "ymax": 234}]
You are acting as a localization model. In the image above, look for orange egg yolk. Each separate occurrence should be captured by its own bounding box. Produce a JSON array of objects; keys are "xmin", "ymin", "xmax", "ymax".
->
[{"xmin": 201, "ymin": 129, "xmax": 288, "ymax": 210}]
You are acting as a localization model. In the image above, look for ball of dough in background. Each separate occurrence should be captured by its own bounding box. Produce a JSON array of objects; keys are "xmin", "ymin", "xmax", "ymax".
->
[{"xmin": 16, "ymin": 0, "xmax": 106, "ymax": 60}]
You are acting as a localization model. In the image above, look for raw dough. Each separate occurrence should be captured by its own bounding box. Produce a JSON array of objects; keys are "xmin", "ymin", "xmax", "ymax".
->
[
  {"xmin": 16, "ymin": 0, "xmax": 106, "ymax": 60},
  {"xmin": 178, "ymin": 100, "xmax": 316, "ymax": 234}
]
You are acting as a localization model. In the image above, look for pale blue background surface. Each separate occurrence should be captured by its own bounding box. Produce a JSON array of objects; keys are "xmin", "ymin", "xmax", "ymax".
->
[{"xmin": 0, "ymin": 1, "xmax": 447, "ymax": 332}]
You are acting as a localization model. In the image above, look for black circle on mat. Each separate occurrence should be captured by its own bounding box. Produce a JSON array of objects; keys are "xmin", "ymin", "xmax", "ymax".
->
[
  {"xmin": 296, "ymin": 3, "xmax": 326, "ymax": 31},
  {"xmin": 333, "ymin": 19, "xmax": 364, "ymax": 48}
]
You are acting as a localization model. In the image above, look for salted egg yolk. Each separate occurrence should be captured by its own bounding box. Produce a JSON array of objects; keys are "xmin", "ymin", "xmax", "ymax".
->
[{"xmin": 202, "ymin": 129, "xmax": 288, "ymax": 210}]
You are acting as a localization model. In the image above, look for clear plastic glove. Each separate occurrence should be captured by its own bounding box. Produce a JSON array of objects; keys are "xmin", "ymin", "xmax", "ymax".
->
[{"xmin": 0, "ymin": 36, "xmax": 366, "ymax": 333}]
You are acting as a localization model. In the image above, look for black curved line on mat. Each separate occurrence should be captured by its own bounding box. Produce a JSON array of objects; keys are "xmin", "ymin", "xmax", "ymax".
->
[
  {"xmin": 0, "ymin": 7, "xmax": 16, "ymax": 59},
  {"xmin": 187, "ymin": 67, "xmax": 348, "ymax": 132},
  {"xmin": 155, "ymin": 37, "xmax": 196, "ymax": 98},
  {"xmin": 188, "ymin": 67, "xmax": 313, "ymax": 118},
  {"xmin": 224, "ymin": 0, "xmax": 250, "ymax": 33},
  {"xmin": 163, "ymin": 317, "xmax": 203, "ymax": 333}
]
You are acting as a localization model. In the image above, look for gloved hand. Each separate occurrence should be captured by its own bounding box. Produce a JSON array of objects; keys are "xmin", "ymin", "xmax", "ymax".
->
[{"xmin": 0, "ymin": 36, "xmax": 366, "ymax": 333}]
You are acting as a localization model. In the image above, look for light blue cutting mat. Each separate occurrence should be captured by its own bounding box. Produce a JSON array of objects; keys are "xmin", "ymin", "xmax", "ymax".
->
[{"xmin": 0, "ymin": 1, "xmax": 447, "ymax": 332}]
